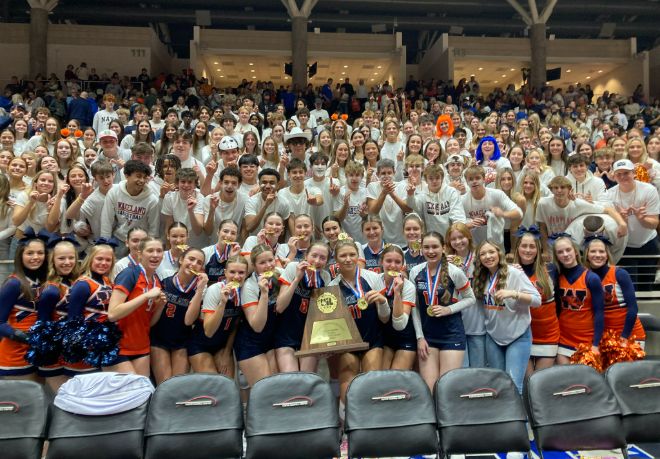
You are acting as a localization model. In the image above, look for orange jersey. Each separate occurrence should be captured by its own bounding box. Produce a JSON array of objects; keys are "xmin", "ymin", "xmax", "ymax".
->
[
  {"xmin": 0, "ymin": 277, "xmax": 40, "ymax": 372},
  {"xmin": 529, "ymin": 272, "xmax": 560, "ymax": 345},
  {"xmin": 601, "ymin": 266, "xmax": 645, "ymax": 340},
  {"xmin": 114, "ymin": 266, "xmax": 161, "ymax": 355},
  {"xmin": 558, "ymin": 270, "xmax": 594, "ymax": 349}
]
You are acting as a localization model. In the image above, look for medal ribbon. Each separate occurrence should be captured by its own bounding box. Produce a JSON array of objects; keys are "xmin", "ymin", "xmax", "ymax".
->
[
  {"xmin": 214, "ymin": 243, "xmax": 231, "ymax": 263},
  {"xmin": 304, "ymin": 268, "xmax": 322, "ymax": 288},
  {"xmin": 462, "ymin": 252, "xmax": 474, "ymax": 274},
  {"xmin": 425, "ymin": 265, "xmax": 442, "ymax": 305},
  {"xmin": 343, "ymin": 268, "xmax": 365, "ymax": 302},
  {"xmin": 488, "ymin": 271, "xmax": 499, "ymax": 295},
  {"xmin": 174, "ymin": 273, "xmax": 197, "ymax": 294},
  {"xmin": 367, "ymin": 241, "xmax": 384, "ymax": 257},
  {"xmin": 128, "ymin": 254, "xmax": 138, "ymax": 267},
  {"xmin": 224, "ymin": 280, "xmax": 240, "ymax": 303},
  {"xmin": 139, "ymin": 264, "xmax": 158, "ymax": 307},
  {"xmin": 385, "ymin": 276, "xmax": 396, "ymax": 297},
  {"xmin": 166, "ymin": 250, "xmax": 177, "ymax": 267}
]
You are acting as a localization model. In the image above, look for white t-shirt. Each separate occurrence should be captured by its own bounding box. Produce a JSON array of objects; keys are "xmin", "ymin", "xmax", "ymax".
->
[
  {"xmin": 332, "ymin": 185, "xmax": 368, "ymax": 244},
  {"xmin": 366, "ymin": 181, "xmax": 406, "ymax": 246},
  {"xmin": 461, "ymin": 188, "xmax": 522, "ymax": 248},
  {"xmin": 202, "ymin": 191, "xmax": 247, "ymax": 236},
  {"xmin": 279, "ymin": 185, "xmax": 322, "ymax": 219},
  {"xmin": 606, "ymin": 181, "xmax": 660, "ymax": 248},
  {"xmin": 161, "ymin": 190, "xmax": 208, "ymax": 247},
  {"xmin": 244, "ymin": 193, "xmax": 292, "ymax": 236}
]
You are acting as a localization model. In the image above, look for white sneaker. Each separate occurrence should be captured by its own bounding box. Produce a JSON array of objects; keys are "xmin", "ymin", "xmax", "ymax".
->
[{"xmin": 506, "ymin": 452, "xmax": 525, "ymax": 459}]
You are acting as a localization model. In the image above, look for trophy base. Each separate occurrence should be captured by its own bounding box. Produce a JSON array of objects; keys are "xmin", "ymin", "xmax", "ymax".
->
[{"xmin": 295, "ymin": 341, "xmax": 369, "ymax": 357}]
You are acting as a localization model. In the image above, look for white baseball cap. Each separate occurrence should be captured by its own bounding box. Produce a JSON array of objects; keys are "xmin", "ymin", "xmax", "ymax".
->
[
  {"xmin": 98, "ymin": 129, "xmax": 118, "ymax": 141},
  {"xmin": 612, "ymin": 159, "xmax": 634, "ymax": 172}
]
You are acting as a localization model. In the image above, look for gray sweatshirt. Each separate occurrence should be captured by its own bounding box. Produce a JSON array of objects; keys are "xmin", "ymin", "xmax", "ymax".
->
[{"xmin": 100, "ymin": 181, "xmax": 160, "ymax": 241}]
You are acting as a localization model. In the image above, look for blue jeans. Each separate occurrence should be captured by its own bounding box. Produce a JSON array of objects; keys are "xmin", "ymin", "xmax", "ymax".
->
[
  {"xmin": 485, "ymin": 327, "xmax": 532, "ymax": 394},
  {"xmin": 463, "ymin": 334, "xmax": 487, "ymax": 368}
]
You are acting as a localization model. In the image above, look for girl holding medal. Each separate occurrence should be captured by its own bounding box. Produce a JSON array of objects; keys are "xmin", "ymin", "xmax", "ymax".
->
[
  {"xmin": 361, "ymin": 215, "xmax": 387, "ymax": 273},
  {"xmin": 328, "ymin": 239, "xmax": 390, "ymax": 403},
  {"xmin": 202, "ymin": 220, "xmax": 241, "ymax": 286},
  {"xmin": 151, "ymin": 248, "xmax": 208, "ymax": 385},
  {"xmin": 112, "ymin": 227, "xmax": 148, "ymax": 280},
  {"xmin": 409, "ymin": 232, "xmax": 475, "ymax": 390},
  {"xmin": 513, "ymin": 226, "xmax": 560, "ymax": 375},
  {"xmin": 286, "ymin": 214, "xmax": 315, "ymax": 263},
  {"xmin": 380, "ymin": 245, "xmax": 418, "ymax": 370},
  {"xmin": 275, "ymin": 242, "xmax": 331, "ymax": 372},
  {"xmin": 321, "ymin": 216, "xmax": 366, "ymax": 279},
  {"xmin": 235, "ymin": 244, "xmax": 281, "ymax": 387},
  {"xmin": 402, "ymin": 213, "xmax": 425, "ymax": 273},
  {"xmin": 0, "ymin": 229, "xmax": 49, "ymax": 380},
  {"xmin": 108, "ymin": 237, "xmax": 167, "ymax": 376},
  {"xmin": 64, "ymin": 239, "xmax": 116, "ymax": 373},
  {"xmin": 553, "ymin": 236, "xmax": 605, "ymax": 365},
  {"xmin": 156, "ymin": 222, "xmax": 189, "ymax": 279},
  {"xmin": 473, "ymin": 240, "xmax": 541, "ymax": 393},
  {"xmin": 188, "ymin": 255, "xmax": 248, "ymax": 376},
  {"xmin": 241, "ymin": 212, "xmax": 289, "ymax": 272},
  {"xmin": 445, "ymin": 222, "xmax": 485, "ymax": 368}
]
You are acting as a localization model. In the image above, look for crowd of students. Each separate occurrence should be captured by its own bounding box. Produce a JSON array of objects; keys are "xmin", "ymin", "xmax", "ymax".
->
[{"xmin": 0, "ymin": 73, "xmax": 656, "ymax": 416}]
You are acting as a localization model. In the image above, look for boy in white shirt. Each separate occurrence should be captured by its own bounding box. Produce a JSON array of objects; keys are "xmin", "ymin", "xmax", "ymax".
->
[
  {"xmin": 278, "ymin": 158, "xmax": 323, "ymax": 235},
  {"xmin": 161, "ymin": 167, "xmax": 207, "ymax": 247},
  {"xmin": 333, "ymin": 161, "xmax": 369, "ymax": 244},
  {"xmin": 244, "ymin": 168, "xmax": 291, "ymax": 237}
]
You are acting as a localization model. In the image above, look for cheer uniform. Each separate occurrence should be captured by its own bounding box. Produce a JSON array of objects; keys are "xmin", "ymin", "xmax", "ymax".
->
[
  {"xmin": 275, "ymin": 262, "xmax": 331, "ymax": 350},
  {"xmin": 380, "ymin": 274, "xmax": 417, "ymax": 351},
  {"xmin": 556, "ymin": 265, "xmax": 605, "ymax": 356},
  {"xmin": 235, "ymin": 269, "xmax": 281, "ymax": 361},
  {"xmin": 113, "ymin": 264, "xmax": 162, "ymax": 361},
  {"xmin": 521, "ymin": 263, "xmax": 560, "ymax": 357},
  {"xmin": 36, "ymin": 279, "xmax": 73, "ymax": 377},
  {"xmin": 409, "ymin": 262, "xmax": 472, "ymax": 351},
  {"xmin": 63, "ymin": 273, "xmax": 113, "ymax": 373},
  {"xmin": 328, "ymin": 268, "xmax": 386, "ymax": 350},
  {"xmin": 592, "ymin": 265, "xmax": 645, "ymax": 341},
  {"xmin": 187, "ymin": 280, "xmax": 242, "ymax": 357},
  {"xmin": 0, "ymin": 276, "xmax": 44, "ymax": 376},
  {"xmin": 150, "ymin": 274, "xmax": 198, "ymax": 350}
]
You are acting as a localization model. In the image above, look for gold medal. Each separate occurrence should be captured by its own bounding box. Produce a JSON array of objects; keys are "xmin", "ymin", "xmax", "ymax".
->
[
  {"xmin": 387, "ymin": 270, "xmax": 400, "ymax": 277},
  {"xmin": 222, "ymin": 239, "xmax": 233, "ymax": 244},
  {"xmin": 411, "ymin": 241, "xmax": 421, "ymax": 251},
  {"xmin": 357, "ymin": 297, "xmax": 368, "ymax": 310},
  {"xmin": 176, "ymin": 244, "xmax": 189, "ymax": 251},
  {"xmin": 297, "ymin": 235, "xmax": 306, "ymax": 240},
  {"xmin": 262, "ymin": 271, "xmax": 274, "ymax": 278},
  {"xmin": 189, "ymin": 269, "xmax": 201, "ymax": 276},
  {"xmin": 338, "ymin": 232, "xmax": 349, "ymax": 241},
  {"xmin": 450, "ymin": 255, "xmax": 463, "ymax": 267},
  {"xmin": 226, "ymin": 281, "xmax": 240, "ymax": 289},
  {"xmin": 427, "ymin": 305, "xmax": 435, "ymax": 317},
  {"xmin": 307, "ymin": 266, "xmax": 317, "ymax": 272}
]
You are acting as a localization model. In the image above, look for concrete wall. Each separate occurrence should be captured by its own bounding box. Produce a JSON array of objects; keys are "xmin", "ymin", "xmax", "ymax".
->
[
  {"xmin": 0, "ymin": 23, "xmax": 157, "ymax": 82},
  {"xmin": 650, "ymin": 45, "xmax": 660, "ymax": 100},
  {"xmin": 590, "ymin": 52, "xmax": 649, "ymax": 101}
]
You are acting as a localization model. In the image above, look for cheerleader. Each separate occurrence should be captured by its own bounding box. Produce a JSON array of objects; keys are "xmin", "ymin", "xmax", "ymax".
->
[
  {"xmin": 409, "ymin": 232, "xmax": 475, "ymax": 390},
  {"xmin": 157, "ymin": 222, "xmax": 189, "ymax": 279},
  {"xmin": 275, "ymin": 242, "xmax": 331, "ymax": 372},
  {"xmin": 0, "ymin": 229, "xmax": 48, "ymax": 380},
  {"xmin": 241, "ymin": 212, "xmax": 289, "ymax": 271},
  {"xmin": 151, "ymin": 248, "xmax": 208, "ymax": 385},
  {"xmin": 64, "ymin": 239, "xmax": 116, "ymax": 373},
  {"xmin": 108, "ymin": 237, "xmax": 167, "ymax": 376},
  {"xmin": 513, "ymin": 226, "xmax": 560, "ymax": 375},
  {"xmin": 38, "ymin": 235, "xmax": 80, "ymax": 390},
  {"xmin": 473, "ymin": 240, "xmax": 541, "ymax": 393},
  {"xmin": 322, "ymin": 216, "xmax": 366, "ymax": 279},
  {"xmin": 328, "ymin": 239, "xmax": 390, "ymax": 402},
  {"xmin": 361, "ymin": 215, "xmax": 387, "ymax": 273},
  {"xmin": 552, "ymin": 236, "xmax": 605, "ymax": 365},
  {"xmin": 380, "ymin": 245, "xmax": 418, "ymax": 370},
  {"xmin": 582, "ymin": 236, "xmax": 645, "ymax": 344},
  {"xmin": 112, "ymin": 227, "xmax": 147, "ymax": 279},
  {"xmin": 236, "ymin": 244, "xmax": 281, "ymax": 387},
  {"xmin": 201, "ymin": 220, "xmax": 241, "ymax": 286},
  {"xmin": 445, "ymin": 222, "xmax": 484, "ymax": 368},
  {"xmin": 285, "ymin": 214, "xmax": 314, "ymax": 263},
  {"xmin": 188, "ymin": 255, "xmax": 247, "ymax": 376},
  {"xmin": 402, "ymin": 213, "xmax": 425, "ymax": 273}
]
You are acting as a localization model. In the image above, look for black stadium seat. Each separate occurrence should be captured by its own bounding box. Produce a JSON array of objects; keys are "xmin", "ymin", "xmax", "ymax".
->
[
  {"xmin": 0, "ymin": 380, "xmax": 48, "ymax": 459},
  {"xmin": 435, "ymin": 368, "xmax": 530, "ymax": 458}
]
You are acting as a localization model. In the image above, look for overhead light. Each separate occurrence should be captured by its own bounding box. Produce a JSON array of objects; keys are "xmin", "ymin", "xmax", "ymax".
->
[
  {"xmin": 374, "ymin": 72, "xmax": 378, "ymax": 75},
  {"xmin": 566, "ymin": 69, "xmax": 572, "ymax": 73},
  {"xmin": 478, "ymin": 67, "xmax": 483, "ymax": 71},
  {"xmin": 586, "ymin": 76, "xmax": 591, "ymax": 79},
  {"xmin": 377, "ymin": 65, "xmax": 382, "ymax": 69},
  {"xmin": 501, "ymin": 74, "xmax": 506, "ymax": 78},
  {"xmin": 249, "ymin": 62, "xmax": 254, "ymax": 66},
  {"xmin": 494, "ymin": 80, "xmax": 498, "ymax": 83},
  {"xmin": 510, "ymin": 68, "xmax": 515, "ymax": 71},
  {"xmin": 598, "ymin": 70, "xmax": 603, "ymax": 73},
  {"xmin": 343, "ymin": 65, "xmax": 348, "ymax": 68},
  {"xmin": 216, "ymin": 68, "xmax": 221, "ymax": 71},
  {"xmin": 220, "ymin": 75, "xmax": 224, "ymax": 78},
  {"xmin": 250, "ymin": 69, "xmax": 255, "ymax": 72},
  {"xmin": 341, "ymin": 72, "xmax": 345, "ymax": 75},
  {"xmin": 284, "ymin": 76, "xmax": 288, "ymax": 79},
  {"xmin": 370, "ymin": 78, "xmax": 375, "ymax": 81},
  {"xmin": 213, "ymin": 62, "xmax": 218, "ymax": 65},
  {"xmin": 470, "ymin": 74, "xmax": 475, "ymax": 77},
  {"xmin": 252, "ymin": 76, "xmax": 256, "ymax": 79}
]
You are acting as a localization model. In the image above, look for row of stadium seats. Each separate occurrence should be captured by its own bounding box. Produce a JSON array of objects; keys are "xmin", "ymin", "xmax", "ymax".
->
[{"xmin": 1, "ymin": 361, "xmax": 659, "ymax": 459}]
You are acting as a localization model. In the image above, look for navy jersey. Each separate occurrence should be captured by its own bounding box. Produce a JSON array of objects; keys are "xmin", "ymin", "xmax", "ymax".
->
[
  {"xmin": 362, "ymin": 243, "xmax": 384, "ymax": 273},
  {"xmin": 202, "ymin": 245, "xmax": 230, "ymax": 286},
  {"xmin": 403, "ymin": 247, "xmax": 425, "ymax": 274},
  {"xmin": 150, "ymin": 275, "xmax": 197, "ymax": 349},
  {"xmin": 381, "ymin": 275, "xmax": 418, "ymax": 350},
  {"xmin": 235, "ymin": 271, "xmax": 280, "ymax": 360},
  {"xmin": 329, "ymin": 269, "xmax": 385, "ymax": 349}
]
